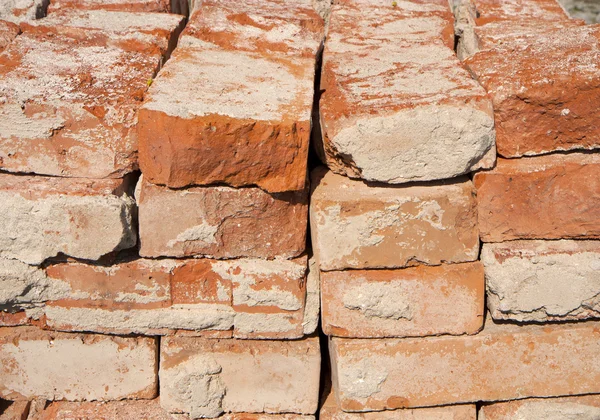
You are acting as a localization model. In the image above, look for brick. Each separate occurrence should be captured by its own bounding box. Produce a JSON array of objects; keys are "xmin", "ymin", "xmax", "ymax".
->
[
  {"xmin": 0, "ymin": 0, "xmax": 47, "ymax": 24},
  {"xmin": 0, "ymin": 174, "xmax": 135, "ymax": 265},
  {"xmin": 0, "ymin": 327, "xmax": 157, "ymax": 401},
  {"xmin": 463, "ymin": 22, "xmax": 600, "ymax": 157},
  {"xmin": 302, "ymin": 257, "xmax": 320, "ymax": 335},
  {"xmin": 0, "ymin": 400, "xmax": 30, "ymax": 420},
  {"xmin": 138, "ymin": 177, "xmax": 307, "ymax": 259},
  {"xmin": 482, "ymin": 240, "xmax": 600, "ymax": 323},
  {"xmin": 317, "ymin": 0, "xmax": 495, "ymax": 185},
  {"xmin": 460, "ymin": 0, "xmax": 570, "ymax": 26},
  {"xmin": 320, "ymin": 383, "xmax": 476, "ymax": 419},
  {"xmin": 138, "ymin": 0, "xmax": 323, "ymax": 193},
  {"xmin": 47, "ymin": 0, "xmax": 172, "ymax": 13},
  {"xmin": 322, "ymin": 262, "xmax": 484, "ymax": 338},
  {"xmin": 310, "ymin": 168, "xmax": 479, "ymax": 271},
  {"xmin": 474, "ymin": 154, "xmax": 600, "ymax": 242},
  {"xmin": 481, "ymin": 395, "xmax": 600, "ymax": 420},
  {"xmin": 0, "ymin": 20, "xmax": 19, "ymax": 52},
  {"xmin": 330, "ymin": 321, "xmax": 600, "ymax": 411},
  {"xmin": 160, "ymin": 336, "xmax": 320, "ymax": 418},
  {"xmin": 0, "ymin": 14, "xmax": 182, "ymax": 179}
]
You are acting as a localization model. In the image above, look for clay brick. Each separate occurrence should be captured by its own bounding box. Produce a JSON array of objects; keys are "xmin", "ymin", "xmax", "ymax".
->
[
  {"xmin": 0, "ymin": 0, "xmax": 47, "ymax": 24},
  {"xmin": 463, "ymin": 22, "xmax": 600, "ymax": 157},
  {"xmin": 310, "ymin": 168, "xmax": 479, "ymax": 271},
  {"xmin": 302, "ymin": 257, "xmax": 320, "ymax": 335},
  {"xmin": 317, "ymin": 0, "xmax": 495, "ymax": 185},
  {"xmin": 0, "ymin": 327, "xmax": 158, "ymax": 401},
  {"xmin": 0, "ymin": 13, "xmax": 182, "ymax": 179},
  {"xmin": 0, "ymin": 174, "xmax": 136, "ymax": 265},
  {"xmin": 320, "ymin": 383, "xmax": 476, "ymax": 419},
  {"xmin": 474, "ymin": 154, "xmax": 600, "ymax": 242},
  {"xmin": 481, "ymin": 395, "xmax": 600, "ymax": 420},
  {"xmin": 330, "ymin": 321, "xmax": 600, "ymax": 411},
  {"xmin": 138, "ymin": 177, "xmax": 307, "ymax": 259},
  {"xmin": 464, "ymin": 0, "xmax": 570, "ymax": 26},
  {"xmin": 482, "ymin": 240, "xmax": 600, "ymax": 323},
  {"xmin": 0, "ymin": 400, "xmax": 30, "ymax": 420},
  {"xmin": 138, "ymin": 0, "xmax": 323, "ymax": 193},
  {"xmin": 47, "ymin": 0, "xmax": 171, "ymax": 13},
  {"xmin": 322, "ymin": 262, "xmax": 484, "ymax": 338},
  {"xmin": 0, "ymin": 20, "xmax": 19, "ymax": 52},
  {"xmin": 160, "ymin": 336, "xmax": 320, "ymax": 418}
]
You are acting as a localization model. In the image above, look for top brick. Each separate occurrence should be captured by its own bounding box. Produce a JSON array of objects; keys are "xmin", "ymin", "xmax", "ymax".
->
[
  {"xmin": 138, "ymin": 0, "xmax": 324, "ymax": 193},
  {"xmin": 317, "ymin": 0, "xmax": 495, "ymax": 185},
  {"xmin": 461, "ymin": 0, "xmax": 570, "ymax": 26},
  {"xmin": 48, "ymin": 0, "xmax": 172, "ymax": 13}
]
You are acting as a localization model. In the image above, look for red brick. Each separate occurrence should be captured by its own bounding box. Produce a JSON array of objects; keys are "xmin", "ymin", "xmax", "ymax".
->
[
  {"xmin": 481, "ymin": 395, "xmax": 600, "ymax": 419},
  {"xmin": 138, "ymin": 177, "xmax": 307, "ymax": 259},
  {"xmin": 474, "ymin": 154, "xmax": 600, "ymax": 242},
  {"xmin": 321, "ymin": 262, "xmax": 484, "ymax": 338},
  {"xmin": 0, "ymin": 20, "xmax": 18, "ymax": 52},
  {"xmin": 330, "ymin": 321, "xmax": 600, "ymax": 411},
  {"xmin": 47, "ymin": 0, "xmax": 172, "ymax": 13},
  {"xmin": 469, "ymin": 0, "xmax": 570, "ymax": 25},
  {"xmin": 138, "ymin": 0, "xmax": 323, "ymax": 193}
]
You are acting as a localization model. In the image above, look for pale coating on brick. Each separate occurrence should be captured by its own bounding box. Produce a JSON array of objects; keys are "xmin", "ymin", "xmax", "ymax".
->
[
  {"xmin": 0, "ymin": 330, "xmax": 157, "ymax": 400},
  {"xmin": 481, "ymin": 395, "xmax": 600, "ymax": 420},
  {"xmin": 167, "ymin": 222, "xmax": 219, "ymax": 249},
  {"xmin": 142, "ymin": 47, "xmax": 314, "ymax": 122},
  {"xmin": 0, "ymin": 258, "xmax": 68, "ymax": 306},
  {"xmin": 482, "ymin": 240, "xmax": 600, "ymax": 322},
  {"xmin": 233, "ymin": 312, "xmax": 301, "ymax": 337},
  {"xmin": 302, "ymin": 257, "xmax": 320, "ymax": 335},
  {"xmin": 0, "ymin": 0, "xmax": 47, "ymax": 23},
  {"xmin": 343, "ymin": 282, "xmax": 412, "ymax": 320}
]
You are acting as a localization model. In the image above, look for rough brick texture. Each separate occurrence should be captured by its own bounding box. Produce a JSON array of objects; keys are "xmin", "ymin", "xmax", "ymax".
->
[
  {"xmin": 47, "ymin": 0, "xmax": 172, "ymax": 12},
  {"xmin": 481, "ymin": 395, "xmax": 600, "ymax": 420},
  {"xmin": 475, "ymin": 154, "xmax": 600, "ymax": 242},
  {"xmin": 0, "ymin": 327, "xmax": 158, "ymax": 401},
  {"xmin": 321, "ymin": 262, "xmax": 484, "ymax": 338},
  {"xmin": 318, "ymin": 0, "xmax": 495, "ymax": 184},
  {"xmin": 138, "ymin": 0, "xmax": 323, "ymax": 192},
  {"xmin": 0, "ymin": 0, "xmax": 48, "ymax": 23},
  {"xmin": 482, "ymin": 240, "xmax": 600, "ymax": 322},
  {"xmin": 138, "ymin": 177, "xmax": 308, "ymax": 259},
  {"xmin": 0, "ymin": 174, "xmax": 136, "ymax": 265},
  {"xmin": 0, "ymin": 20, "xmax": 19, "ymax": 52},
  {"xmin": 310, "ymin": 168, "xmax": 479, "ymax": 271},
  {"xmin": 160, "ymin": 336, "xmax": 320, "ymax": 418},
  {"xmin": 330, "ymin": 321, "xmax": 600, "ymax": 411}
]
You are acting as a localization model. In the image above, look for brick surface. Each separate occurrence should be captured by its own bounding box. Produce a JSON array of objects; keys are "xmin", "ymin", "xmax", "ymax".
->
[
  {"xmin": 0, "ymin": 14, "xmax": 183, "ymax": 179},
  {"xmin": 481, "ymin": 395, "xmax": 600, "ymax": 420},
  {"xmin": 463, "ymin": 22, "xmax": 600, "ymax": 157},
  {"xmin": 310, "ymin": 168, "xmax": 479, "ymax": 271},
  {"xmin": 474, "ymin": 154, "xmax": 600, "ymax": 242},
  {"xmin": 482, "ymin": 240, "xmax": 600, "ymax": 323},
  {"xmin": 330, "ymin": 321, "xmax": 600, "ymax": 411},
  {"xmin": 160, "ymin": 336, "xmax": 320, "ymax": 418},
  {"xmin": 138, "ymin": 177, "xmax": 308, "ymax": 259},
  {"xmin": 317, "ymin": 0, "xmax": 495, "ymax": 185},
  {"xmin": 0, "ymin": 327, "xmax": 158, "ymax": 401},
  {"xmin": 0, "ymin": 174, "xmax": 136, "ymax": 265},
  {"xmin": 0, "ymin": 0, "xmax": 47, "ymax": 23},
  {"xmin": 0, "ymin": 400, "xmax": 30, "ymax": 420},
  {"xmin": 466, "ymin": 0, "xmax": 570, "ymax": 26},
  {"xmin": 321, "ymin": 262, "xmax": 484, "ymax": 338},
  {"xmin": 138, "ymin": 0, "xmax": 323, "ymax": 193},
  {"xmin": 0, "ymin": 20, "xmax": 18, "ymax": 52},
  {"xmin": 47, "ymin": 0, "xmax": 172, "ymax": 13}
]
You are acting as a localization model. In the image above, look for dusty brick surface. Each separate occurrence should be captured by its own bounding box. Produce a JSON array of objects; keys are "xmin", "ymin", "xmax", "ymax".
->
[
  {"xmin": 310, "ymin": 168, "xmax": 479, "ymax": 271},
  {"xmin": 0, "ymin": 14, "xmax": 183, "ymax": 179},
  {"xmin": 465, "ymin": 0, "xmax": 570, "ymax": 26},
  {"xmin": 463, "ymin": 22, "xmax": 600, "ymax": 157},
  {"xmin": 330, "ymin": 321, "xmax": 600, "ymax": 411},
  {"xmin": 481, "ymin": 395, "xmax": 600, "ymax": 419},
  {"xmin": 160, "ymin": 336, "xmax": 320, "ymax": 418},
  {"xmin": 47, "ymin": 0, "xmax": 172, "ymax": 12},
  {"xmin": 0, "ymin": 20, "xmax": 18, "ymax": 52},
  {"xmin": 474, "ymin": 154, "xmax": 600, "ymax": 242},
  {"xmin": 0, "ymin": 327, "xmax": 158, "ymax": 401},
  {"xmin": 318, "ymin": 0, "xmax": 495, "ymax": 185},
  {"xmin": 482, "ymin": 240, "xmax": 600, "ymax": 322},
  {"xmin": 321, "ymin": 262, "xmax": 484, "ymax": 338},
  {"xmin": 0, "ymin": 0, "xmax": 47, "ymax": 23},
  {"xmin": 138, "ymin": 177, "xmax": 308, "ymax": 259},
  {"xmin": 138, "ymin": 0, "xmax": 323, "ymax": 193},
  {"xmin": 0, "ymin": 174, "xmax": 136, "ymax": 265}
]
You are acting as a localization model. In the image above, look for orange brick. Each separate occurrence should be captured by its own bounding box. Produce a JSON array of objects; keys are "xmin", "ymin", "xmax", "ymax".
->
[
  {"xmin": 0, "ymin": 20, "xmax": 18, "ymax": 52},
  {"xmin": 474, "ymin": 154, "xmax": 600, "ymax": 242},
  {"xmin": 47, "ymin": 0, "xmax": 172, "ymax": 13},
  {"xmin": 468, "ymin": 0, "xmax": 570, "ymax": 26},
  {"xmin": 481, "ymin": 395, "xmax": 600, "ymax": 419}
]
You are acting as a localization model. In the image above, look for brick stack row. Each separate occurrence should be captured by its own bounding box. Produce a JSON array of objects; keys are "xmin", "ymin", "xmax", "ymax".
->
[
  {"xmin": 317, "ymin": 0, "xmax": 600, "ymax": 418},
  {"xmin": 0, "ymin": 0, "xmax": 322, "ymax": 418}
]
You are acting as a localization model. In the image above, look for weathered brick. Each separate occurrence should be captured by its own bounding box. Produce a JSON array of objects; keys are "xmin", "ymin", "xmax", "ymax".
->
[
  {"xmin": 138, "ymin": 177, "xmax": 307, "ymax": 259},
  {"xmin": 317, "ymin": 0, "xmax": 495, "ymax": 185},
  {"xmin": 0, "ymin": 174, "xmax": 136, "ymax": 265},
  {"xmin": 302, "ymin": 257, "xmax": 320, "ymax": 335},
  {"xmin": 482, "ymin": 240, "xmax": 600, "ymax": 323},
  {"xmin": 138, "ymin": 0, "xmax": 323, "ymax": 193},
  {"xmin": 462, "ymin": 0, "xmax": 570, "ymax": 26},
  {"xmin": 160, "ymin": 336, "xmax": 320, "ymax": 418},
  {"xmin": 0, "ymin": 0, "xmax": 47, "ymax": 23},
  {"xmin": 330, "ymin": 321, "xmax": 600, "ymax": 411},
  {"xmin": 481, "ymin": 395, "xmax": 600, "ymax": 420},
  {"xmin": 474, "ymin": 154, "xmax": 600, "ymax": 242},
  {"xmin": 0, "ymin": 13, "xmax": 183, "ymax": 179},
  {"xmin": 0, "ymin": 327, "xmax": 158, "ymax": 401},
  {"xmin": 0, "ymin": 20, "xmax": 18, "ymax": 52},
  {"xmin": 47, "ymin": 0, "xmax": 172, "ymax": 13},
  {"xmin": 0, "ymin": 400, "xmax": 30, "ymax": 420},
  {"xmin": 322, "ymin": 262, "xmax": 484, "ymax": 338},
  {"xmin": 310, "ymin": 168, "xmax": 479, "ymax": 271}
]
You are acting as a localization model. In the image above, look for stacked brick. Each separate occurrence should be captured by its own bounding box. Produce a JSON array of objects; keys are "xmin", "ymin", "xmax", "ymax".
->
[
  {"xmin": 318, "ymin": 0, "xmax": 600, "ymax": 418},
  {"xmin": 0, "ymin": 0, "xmax": 323, "ymax": 418}
]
